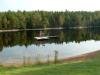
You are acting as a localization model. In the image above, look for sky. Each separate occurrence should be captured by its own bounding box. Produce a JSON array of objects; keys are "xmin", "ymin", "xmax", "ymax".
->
[{"xmin": 0, "ymin": 0, "xmax": 100, "ymax": 11}]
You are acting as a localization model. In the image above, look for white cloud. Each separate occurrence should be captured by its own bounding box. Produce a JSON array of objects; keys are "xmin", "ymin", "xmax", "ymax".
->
[{"xmin": 0, "ymin": 0, "xmax": 100, "ymax": 11}]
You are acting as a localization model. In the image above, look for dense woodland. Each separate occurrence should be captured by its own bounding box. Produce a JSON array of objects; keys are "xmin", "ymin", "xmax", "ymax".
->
[{"xmin": 0, "ymin": 10, "xmax": 100, "ymax": 29}]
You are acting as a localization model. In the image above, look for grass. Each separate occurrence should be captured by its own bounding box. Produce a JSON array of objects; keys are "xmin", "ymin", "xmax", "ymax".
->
[{"xmin": 0, "ymin": 51, "xmax": 100, "ymax": 75}]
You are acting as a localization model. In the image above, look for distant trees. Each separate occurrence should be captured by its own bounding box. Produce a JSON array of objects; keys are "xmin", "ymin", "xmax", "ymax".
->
[
  {"xmin": 0, "ymin": 10, "xmax": 100, "ymax": 30},
  {"xmin": 31, "ymin": 13, "xmax": 42, "ymax": 28},
  {"xmin": 2, "ymin": 15, "xmax": 8, "ymax": 29}
]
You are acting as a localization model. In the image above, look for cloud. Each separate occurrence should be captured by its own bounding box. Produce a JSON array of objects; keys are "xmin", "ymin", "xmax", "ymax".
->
[{"xmin": 0, "ymin": 0, "xmax": 100, "ymax": 11}]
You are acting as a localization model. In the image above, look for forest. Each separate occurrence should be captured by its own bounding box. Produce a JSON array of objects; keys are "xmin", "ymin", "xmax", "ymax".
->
[{"xmin": 0, "ymin": 10, "xmax": 100, "ymax": 29}]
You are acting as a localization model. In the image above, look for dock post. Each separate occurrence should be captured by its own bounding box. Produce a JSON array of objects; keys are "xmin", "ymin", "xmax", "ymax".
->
[{"xmin": 54, "ymin": 50, "xmax": 58, "ymax": 64}]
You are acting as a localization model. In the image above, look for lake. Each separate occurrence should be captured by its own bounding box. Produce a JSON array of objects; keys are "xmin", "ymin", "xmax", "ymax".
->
[{"xmin": 0, "ymin": 28, "xmax": 100, "ymax": 66}]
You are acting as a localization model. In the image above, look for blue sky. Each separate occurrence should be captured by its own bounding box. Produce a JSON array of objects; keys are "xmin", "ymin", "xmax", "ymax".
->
[{"xmin": 0, "ymin": 0, "xmax": 100, "ymax": 11}]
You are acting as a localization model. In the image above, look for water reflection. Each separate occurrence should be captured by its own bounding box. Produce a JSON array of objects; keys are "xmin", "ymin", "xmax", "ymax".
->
[{"xmin": 0, "ymin": 28, "xmax": 100, "ymax": 66}]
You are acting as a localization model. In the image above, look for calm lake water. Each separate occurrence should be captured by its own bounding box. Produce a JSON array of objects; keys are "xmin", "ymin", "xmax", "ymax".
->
[{"xmin": 0, "ymin": 28, "xmax": 100, "ymax": 66}]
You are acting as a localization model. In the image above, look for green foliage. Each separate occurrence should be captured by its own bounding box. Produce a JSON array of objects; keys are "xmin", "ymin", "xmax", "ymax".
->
[{"xmin": 0, "ymin": 11, "xmax": 100, "ymax": 29}]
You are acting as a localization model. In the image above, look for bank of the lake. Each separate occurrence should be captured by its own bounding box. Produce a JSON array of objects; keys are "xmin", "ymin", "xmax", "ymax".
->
[
  {"xmin": 0, "ymin": 50, "xmax": 100, "ymax": 75},
  {"xmin": 0, "ymin": 29, "xmax": 20, "ymax": 32},
  {"xmin": 0, "ymin": 27, "xmax": 64, "ymax": 32},
  {"xmin": 0, "ymin": 26, "xmax": 99, "ymax": 32},
  {"xmin": 1, "ymin": 26, "xmax": 100, "ymax": 33}
]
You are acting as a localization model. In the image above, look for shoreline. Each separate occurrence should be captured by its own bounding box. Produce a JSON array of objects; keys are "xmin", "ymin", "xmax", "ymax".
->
[
  {"xmin": 0, "ymin": 29, "xmax": 20, "ymax": 32},
  {"xmin": 62, "ymin": 50, "xmax": 100, "ymax": 62},
  {"xmin": 0, "ymin": 26, "xmax": 100, "ymax": 32},
  {"xmin": 0, "ymin": 28, "xmax": 64, "ymax": 32},
  {"xmin": 0, "ymin": 50, "xmax": 99, "ymax": 67}
]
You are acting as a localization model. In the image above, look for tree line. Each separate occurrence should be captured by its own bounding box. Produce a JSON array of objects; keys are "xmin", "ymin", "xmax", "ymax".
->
[{"xmin": 0, "ymin": 10, "xmax": 100, "ymax": 30}]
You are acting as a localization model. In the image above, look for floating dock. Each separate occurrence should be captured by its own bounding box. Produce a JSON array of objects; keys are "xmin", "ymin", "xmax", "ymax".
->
[
  {"xmin": 34, "ymin": 36, "xmax": 49, "ymax": 40},
  {"xmin": 34, "ymin": 36, "xmax": 57, "ymax": 40}
]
